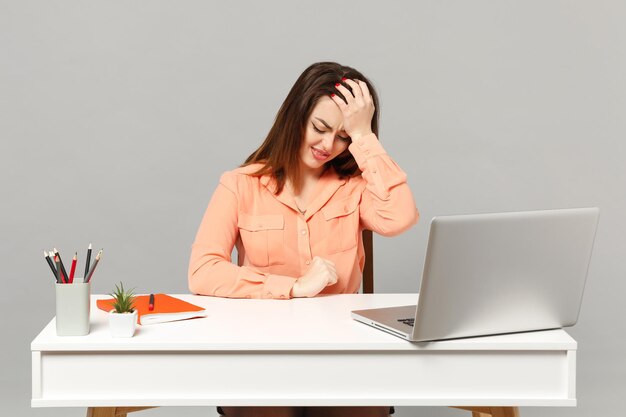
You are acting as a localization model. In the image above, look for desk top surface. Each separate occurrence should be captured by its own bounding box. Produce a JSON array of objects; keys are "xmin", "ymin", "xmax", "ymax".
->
[{"xmin": 31, "ymin": 293, "xmax": 576, "ymax": 351}]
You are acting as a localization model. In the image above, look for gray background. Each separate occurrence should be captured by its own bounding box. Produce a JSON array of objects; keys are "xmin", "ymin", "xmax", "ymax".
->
[{"xmin": 1, "ymin": 1, "xmax": 624, "ymax": 416}]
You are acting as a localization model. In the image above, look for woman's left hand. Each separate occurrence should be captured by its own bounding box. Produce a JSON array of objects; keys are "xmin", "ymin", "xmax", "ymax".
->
[{"xmin": 330, "ymin": 78, "xmax": 375, "ymax": 141}]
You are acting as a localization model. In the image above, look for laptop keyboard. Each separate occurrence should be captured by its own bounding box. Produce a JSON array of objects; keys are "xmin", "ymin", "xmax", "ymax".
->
[{"xmin": 398, "ymin": 318, "xmax": 414, "ymax": 327}]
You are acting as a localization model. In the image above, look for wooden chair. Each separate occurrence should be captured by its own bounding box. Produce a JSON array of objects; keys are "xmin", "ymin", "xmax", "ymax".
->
[{"xmin": 361, "ymin": 230, "xmax": 520, "ymax": 417}]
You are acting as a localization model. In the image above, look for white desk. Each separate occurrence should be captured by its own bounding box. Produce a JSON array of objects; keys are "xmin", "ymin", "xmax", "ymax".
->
[{"xmin": 31, "ymin": 294, "xmax": 576, "ymax": 415}]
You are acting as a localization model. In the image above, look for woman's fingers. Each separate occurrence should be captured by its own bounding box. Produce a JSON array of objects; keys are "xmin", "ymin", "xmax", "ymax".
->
[
  {"xmin": 332, "ymin": 78, "xmax": 371, "ymax": 104},
  {"xmin": 333, "ymin": 81, "xmax": 355, "ymax": 106},
  {"xmin": 329, "ymin": 92, "xmax": 348, "ymax": 113},
  {"xmin": 322, "ymin": 259, "xmax": 336, "ymax": 271},
  {"xmin": 313, "ymin": 257, "xmax": 336, "ymax": 275},
  {"xmin": 327, "ymin": 265, "xmax": 337, "ymax": 279},
  {"xmin": 316, "ymin": 257, "xmax": 337, "ymax": 285},
  {"xmin": 342, "ymin": 79, "xmax": 365, "ymax": 102},
  {"xmin": 323, "ymin": 259, "xmax": 336, "ymax": 270},
  {"xmin": 357, "ymin": 79, "xmax": 369, "ymax": 97},
  {"xmin": 357, "ymin": 80, "xmax": 375, "ymax": 108},
  {"xmin": 331, "ymin": 79, "xmax": 375, "ymax": 137}
]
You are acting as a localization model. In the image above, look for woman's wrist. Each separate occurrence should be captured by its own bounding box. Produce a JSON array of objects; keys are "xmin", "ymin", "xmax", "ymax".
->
[{"xmin": 350, "ymin": 131, "xmax": 373, "ymax": 143}]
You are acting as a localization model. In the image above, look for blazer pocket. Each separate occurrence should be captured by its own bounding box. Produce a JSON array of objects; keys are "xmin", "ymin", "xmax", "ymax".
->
[
  {"xmin": 321, "ymin": 195, "xmax": 360, "ymax": 253},
  {"xmin": 238, "ymin": 213, "xmax": 286, "ymax": 267}
]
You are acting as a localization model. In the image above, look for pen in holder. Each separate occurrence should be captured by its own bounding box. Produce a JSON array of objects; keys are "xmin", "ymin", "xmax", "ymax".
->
[{"xmin": 55, "ymin": 280, "xmax": 90, "ymax": 336}]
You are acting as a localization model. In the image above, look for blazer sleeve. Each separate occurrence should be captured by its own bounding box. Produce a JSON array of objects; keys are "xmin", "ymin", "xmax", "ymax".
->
[
  {"xmin": 188, "ymin": 172, "xmax": 297, "ymax": 299},
  {"xmin": 348, "ymin": 133, "xmax": 419, "ymax": 236}
]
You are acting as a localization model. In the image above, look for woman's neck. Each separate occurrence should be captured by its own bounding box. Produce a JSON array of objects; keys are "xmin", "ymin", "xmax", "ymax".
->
[{"xmin": 291, "ymin": 163, "xmax": 325, "ymax": 195}]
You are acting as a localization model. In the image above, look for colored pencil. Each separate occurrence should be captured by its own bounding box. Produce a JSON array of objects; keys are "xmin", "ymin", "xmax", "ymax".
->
[
  {"xmin": 44, "ymin": 250, "xmax": 59, "ymax": 282},
  {"xmin": 54, "ymin": 255, "xmax": 62, "ymax": 284},
  {"xmin": 84, "ymin": 243, "xmax": 92, "ymax": 281},
  {"xmin": 53, "ymin": 248, "xmax": 69, "ymax": 284},
  {"xmin": 85, "ymin": 249, "xmax": 102, "ymax": 283},
  {"xmin": 69, "ymin": 253, "xmax": 77, "ymax": 283}
]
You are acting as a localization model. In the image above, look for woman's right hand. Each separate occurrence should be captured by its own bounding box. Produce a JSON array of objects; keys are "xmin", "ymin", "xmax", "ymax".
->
[{"xmin": 290, "ymin": 256, "xmax": 338, "ymax": 298}]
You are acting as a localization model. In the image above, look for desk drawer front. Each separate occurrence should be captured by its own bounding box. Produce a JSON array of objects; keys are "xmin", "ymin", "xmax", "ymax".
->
[{"xmin": 32, "ymin": 350, "xmax": 575, "ymax": 407}]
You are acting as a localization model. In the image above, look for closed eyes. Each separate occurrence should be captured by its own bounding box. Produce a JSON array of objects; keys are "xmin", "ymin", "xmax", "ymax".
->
[{"xmin": 312, "ymin": 123, "xmax": 351, "ymax": 142}]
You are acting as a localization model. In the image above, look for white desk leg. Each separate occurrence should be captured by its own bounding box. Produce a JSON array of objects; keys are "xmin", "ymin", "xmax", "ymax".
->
[{"xmin": 86, "ymin": 407, "xmax": 157, "ymax": 417}]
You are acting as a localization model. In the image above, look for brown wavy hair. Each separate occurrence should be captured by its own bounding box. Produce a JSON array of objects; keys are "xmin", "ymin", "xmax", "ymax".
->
[{"xmin": 243, "ymin": 61, "xmax": 380, "ymax": 194}]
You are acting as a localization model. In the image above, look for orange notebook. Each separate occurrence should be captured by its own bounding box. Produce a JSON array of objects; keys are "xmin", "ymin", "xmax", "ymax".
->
[{"xmin": 97, "ymin": 294, "xmax": 207, "ymax": 325}]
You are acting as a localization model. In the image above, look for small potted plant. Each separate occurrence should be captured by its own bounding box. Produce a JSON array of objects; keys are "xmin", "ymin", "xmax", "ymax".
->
[{"xmin": 108, "ymin": 282, "xmax": 138, "ymax": 338}]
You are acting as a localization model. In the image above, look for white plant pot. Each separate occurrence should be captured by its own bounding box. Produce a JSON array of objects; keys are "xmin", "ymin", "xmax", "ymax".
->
[{"xmin": 108, "ymin": 310, "xmax": 138, "ymax": 338}]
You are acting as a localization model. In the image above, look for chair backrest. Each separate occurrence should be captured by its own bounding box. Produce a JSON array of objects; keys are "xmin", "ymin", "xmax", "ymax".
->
[{"xmin": 362, "ymin": 229, "xmax": 374, "ymax": 294}]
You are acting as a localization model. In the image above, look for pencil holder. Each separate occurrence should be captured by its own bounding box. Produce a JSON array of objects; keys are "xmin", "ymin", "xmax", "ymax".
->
[{"xmin": 55, "ymin": 281, "xmax": 91, "ymax": 336}]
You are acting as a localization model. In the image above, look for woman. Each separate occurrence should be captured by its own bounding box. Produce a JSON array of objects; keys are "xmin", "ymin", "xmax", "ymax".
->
[{"xmin": 189, "ymin": 62, "xmax": 418, "ymax": 417}]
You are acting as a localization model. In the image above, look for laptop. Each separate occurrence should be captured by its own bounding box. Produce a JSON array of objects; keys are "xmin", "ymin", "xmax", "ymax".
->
[{"xmin": 351, "ymin": 207, "xmax": 600, "ymax": 342}]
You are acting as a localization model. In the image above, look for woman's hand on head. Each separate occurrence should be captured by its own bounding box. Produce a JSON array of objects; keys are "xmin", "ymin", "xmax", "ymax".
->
[
  {"xmin": 331, "ymin": 78, "xmax": 375, "ymax": 141},
  {"xmin": 290, "ymin": 256, "xmax": 338, "ymax": 298}
]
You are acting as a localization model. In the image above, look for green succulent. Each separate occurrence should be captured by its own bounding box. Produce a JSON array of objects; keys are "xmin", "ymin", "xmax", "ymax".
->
[{"xmin": 109, "ymin": 282, "xmax": 136, "ymax": 313}]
